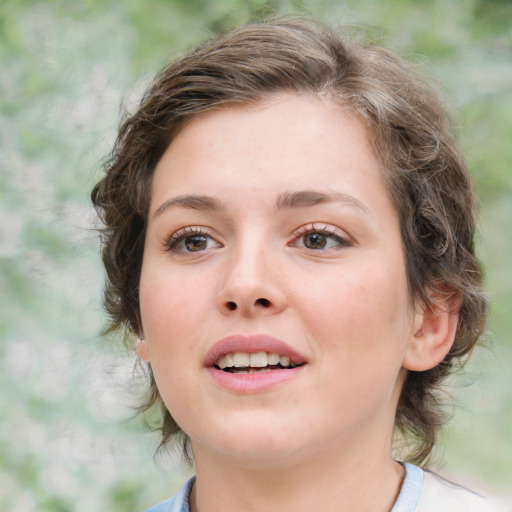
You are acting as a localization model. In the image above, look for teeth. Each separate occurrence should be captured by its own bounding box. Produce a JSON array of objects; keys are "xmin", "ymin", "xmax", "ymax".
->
[
  {"xmin": 249, "ymin": 352, "xmax": 267, "ymax": 367},
  {"xmin": 216, "ymin": 351, "xmax": 298, "ymax": 370},
  {"xmin": 268, "ymin": 352, "xmax": 280, "ymax": 365},
  {"xmin": 233, "ymin": 352, "xmax": 250, "ymax": 367},
  {"xmin": 217, "ymin": 353, "xmax": 234, "ymax": 369},
  {"xmin": 279, "ymin": 356, "xmax": 290, "ymax": 367}
]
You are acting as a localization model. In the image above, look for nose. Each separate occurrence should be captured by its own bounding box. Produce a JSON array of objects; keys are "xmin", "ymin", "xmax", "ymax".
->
[{"xmin": 215, "ymin": 241, "xmax": 287, "ymax": 317}]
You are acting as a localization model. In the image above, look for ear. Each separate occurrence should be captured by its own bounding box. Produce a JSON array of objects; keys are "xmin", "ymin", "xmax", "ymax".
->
[
  {"xmin": 136, "ymin": 337, "xmax": 151, "ymax": 362},
  {"xmin": 403, "ymin": 291, "xmax": 460, "ymax": 372}
]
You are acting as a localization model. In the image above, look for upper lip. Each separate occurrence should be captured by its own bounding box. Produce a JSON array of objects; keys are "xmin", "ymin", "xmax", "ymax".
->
[{"xmin": 204, "ymin": 334, "xmax": 308, "ymax": 368}]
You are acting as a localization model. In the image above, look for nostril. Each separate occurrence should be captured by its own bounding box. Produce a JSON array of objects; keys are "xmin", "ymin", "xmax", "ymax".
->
[
  {"xmin": 226, "ymin": 301, "xmax": 237, "ymax": 311},
  {"xmin": 256, "ymin": 298, "xmax": 271, "ymax": 307}
]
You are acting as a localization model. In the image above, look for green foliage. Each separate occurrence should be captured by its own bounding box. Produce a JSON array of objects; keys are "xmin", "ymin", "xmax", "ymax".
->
[{"xmin": 1, "ymin": 0, "xmax": 510, "ymax": 510}]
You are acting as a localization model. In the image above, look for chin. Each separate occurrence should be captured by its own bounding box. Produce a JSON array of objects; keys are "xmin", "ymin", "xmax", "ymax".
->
[
  {"xmin": 210, "ymin": 442, "xmax": 303, "ymax": 470},
  {"xmin": 191, "ymin": 417, "xmax": 308, "ymax": 467}
]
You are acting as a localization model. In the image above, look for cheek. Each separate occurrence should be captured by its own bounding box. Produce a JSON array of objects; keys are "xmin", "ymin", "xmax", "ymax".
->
[
  {"xmin": 295, "ymin": 261, "xmax": 411, "ymax": 360},
  {"xmin": 140, "ymin": 267, "xmax": 210, "ymax": 335},
  {"xmin": 139, "ymin": 274, "xmax": 205, "ymax": 381},
  {"xmin": 139, "ymin": 272, "xmax": 205, "ymax": 419}
]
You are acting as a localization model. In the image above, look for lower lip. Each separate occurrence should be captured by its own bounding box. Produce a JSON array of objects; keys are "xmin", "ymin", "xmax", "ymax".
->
[{"xmin": 206, "ymin": 366, "xmax": 305, "ymax": 393}]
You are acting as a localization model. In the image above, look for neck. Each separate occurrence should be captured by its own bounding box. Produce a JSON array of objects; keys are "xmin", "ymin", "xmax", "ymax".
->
[{"xmin": 189, "ymin": 433, "xmax": 405, "ymax": 512}]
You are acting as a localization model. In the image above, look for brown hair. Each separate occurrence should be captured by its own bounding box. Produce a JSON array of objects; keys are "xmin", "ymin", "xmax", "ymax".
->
[{"xmin": 92, "ymin": 18, "xmax": 487, "ymax": 466}]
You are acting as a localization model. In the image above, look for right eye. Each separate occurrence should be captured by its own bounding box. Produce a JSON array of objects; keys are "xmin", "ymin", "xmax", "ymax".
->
[{"xmin": 167, "ymin": 228, "xmax": 222, "ymax": 253}]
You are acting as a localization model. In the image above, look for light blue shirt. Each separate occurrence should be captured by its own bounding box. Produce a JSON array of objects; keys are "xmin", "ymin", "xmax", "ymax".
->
[
  {"xmin": 142, "ymin": 463, "xmax": 504, "ymax": 512},
  {"xmin": 142, "ymin": 464, "xmax": 424, "ymax": 512},
  {"xmin": 143, "ymin": 475, "xmax": 195, "ymax": 512},
  {"xmin": 391, "ymin": 463, "xmax": 423, "ymax": 512}
]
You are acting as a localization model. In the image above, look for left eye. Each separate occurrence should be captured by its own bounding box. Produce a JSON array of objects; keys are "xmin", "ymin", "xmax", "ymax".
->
[{"xmin": 292, "ymin": 228, "xmax": 350, "ymax": 251}]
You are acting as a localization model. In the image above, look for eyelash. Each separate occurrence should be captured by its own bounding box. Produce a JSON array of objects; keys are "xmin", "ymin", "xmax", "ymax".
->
[
  {"xmin": 165, "ymin": 223, "xmax": 351, "ymax": 254},
  {"xmin": 166, "ymin": 226, "xmax": 219, "ymax": 252},
  {"xmin": 291, "ymin": 223, "xmax": 352, "ymax": 250}
]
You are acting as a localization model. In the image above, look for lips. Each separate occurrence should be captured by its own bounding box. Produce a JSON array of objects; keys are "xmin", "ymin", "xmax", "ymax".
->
[
  {"xmin": 216, "ymin": 351, "xmax": 300, "ymax": 372},
  {"xmin": 204, "ymin": 335, "xmax": 308, "ymax": 392},
  {"xmin": 204, "ymin": 334, "xmax": 307, "ymax": 369}
]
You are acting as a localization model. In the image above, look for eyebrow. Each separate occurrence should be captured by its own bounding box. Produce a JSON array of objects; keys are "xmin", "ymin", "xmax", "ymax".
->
[
  {"xmin": 276, "ymin": 190, "xmax": 370, "ymax": 214},
  {"xmin": 153, "ymin": 189, "xmax": 370, "ymax": 218},
  {"xmin": 153, "ymin": 195, "xmax": 223, "ymax": 217}
]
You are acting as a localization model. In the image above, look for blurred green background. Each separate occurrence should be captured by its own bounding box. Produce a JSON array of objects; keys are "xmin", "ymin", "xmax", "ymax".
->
[{"xmin": 0, "ymin": 0, "xmax": 510, "ymax": 510}]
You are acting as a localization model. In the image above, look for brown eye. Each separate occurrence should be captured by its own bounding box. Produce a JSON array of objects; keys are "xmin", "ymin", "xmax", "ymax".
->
[
  {"xmin": 185, "ymin": 235, "xmax": 208, "ymax": 252},
  {"xmin": 167, "ymin": 229, "xmax": 222, "ymax": 253},
  {"xmin": 291, "ymin": 226, "xmax": 351, "ymax": 251},
  {"xmin": 303, "ymin": 233, "xmax": 327, "ymax": 249}
]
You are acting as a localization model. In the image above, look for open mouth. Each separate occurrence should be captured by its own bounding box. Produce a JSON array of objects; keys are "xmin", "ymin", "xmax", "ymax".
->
[{"xmin": 215, "ymin": 351, "xmax": 304, "ymax": 373}]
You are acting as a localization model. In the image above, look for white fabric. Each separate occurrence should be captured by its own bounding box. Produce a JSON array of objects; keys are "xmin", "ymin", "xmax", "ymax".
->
[
  {"xmin": 143, "ymin": 465, "xmax": 510, "ymax": 511},
  {"xmin": 415, "ymin": 470, "xmax": 510, "ymax": 512}
]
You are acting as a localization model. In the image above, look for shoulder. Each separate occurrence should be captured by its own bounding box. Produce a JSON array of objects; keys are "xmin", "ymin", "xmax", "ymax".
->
[
  {"xmin": 416, "ymin": 469, "xmax": 509, "ymax": 512},
  {"xmin": 142, "ymin": 476, "xmax": 195, "ymax": 512}
]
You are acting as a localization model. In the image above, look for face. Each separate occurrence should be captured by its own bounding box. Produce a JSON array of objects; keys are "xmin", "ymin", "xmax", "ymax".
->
[{"xmin": 139, "ymin": 94, "xmax": 420, "ymax": 468}]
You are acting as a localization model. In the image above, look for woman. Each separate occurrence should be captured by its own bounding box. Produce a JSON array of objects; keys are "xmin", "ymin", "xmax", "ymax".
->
[{"xmin": 92, "ymin": 18, "xmax": 506, "ymax": 512}]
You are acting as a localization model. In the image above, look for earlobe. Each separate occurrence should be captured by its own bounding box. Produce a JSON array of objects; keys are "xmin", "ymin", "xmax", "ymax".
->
[
  {"xmin": 136, "ymin": 337, "xmax": 151, "ymax": 362},
  {"xmin": 403, "ymin": 292, "xmax": 460, "ymax": 372}
]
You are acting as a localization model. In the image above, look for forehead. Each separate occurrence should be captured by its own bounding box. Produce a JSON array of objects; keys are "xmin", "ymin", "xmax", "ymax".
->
[{"xmin": 150, "ymin": 94, "xmax": 388, "ymax": 211}]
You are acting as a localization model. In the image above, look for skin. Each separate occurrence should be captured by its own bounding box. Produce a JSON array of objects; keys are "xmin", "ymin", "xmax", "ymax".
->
[{"xmin": 137, "ymin": 94, "xmax": 457, "ymax": 511}]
